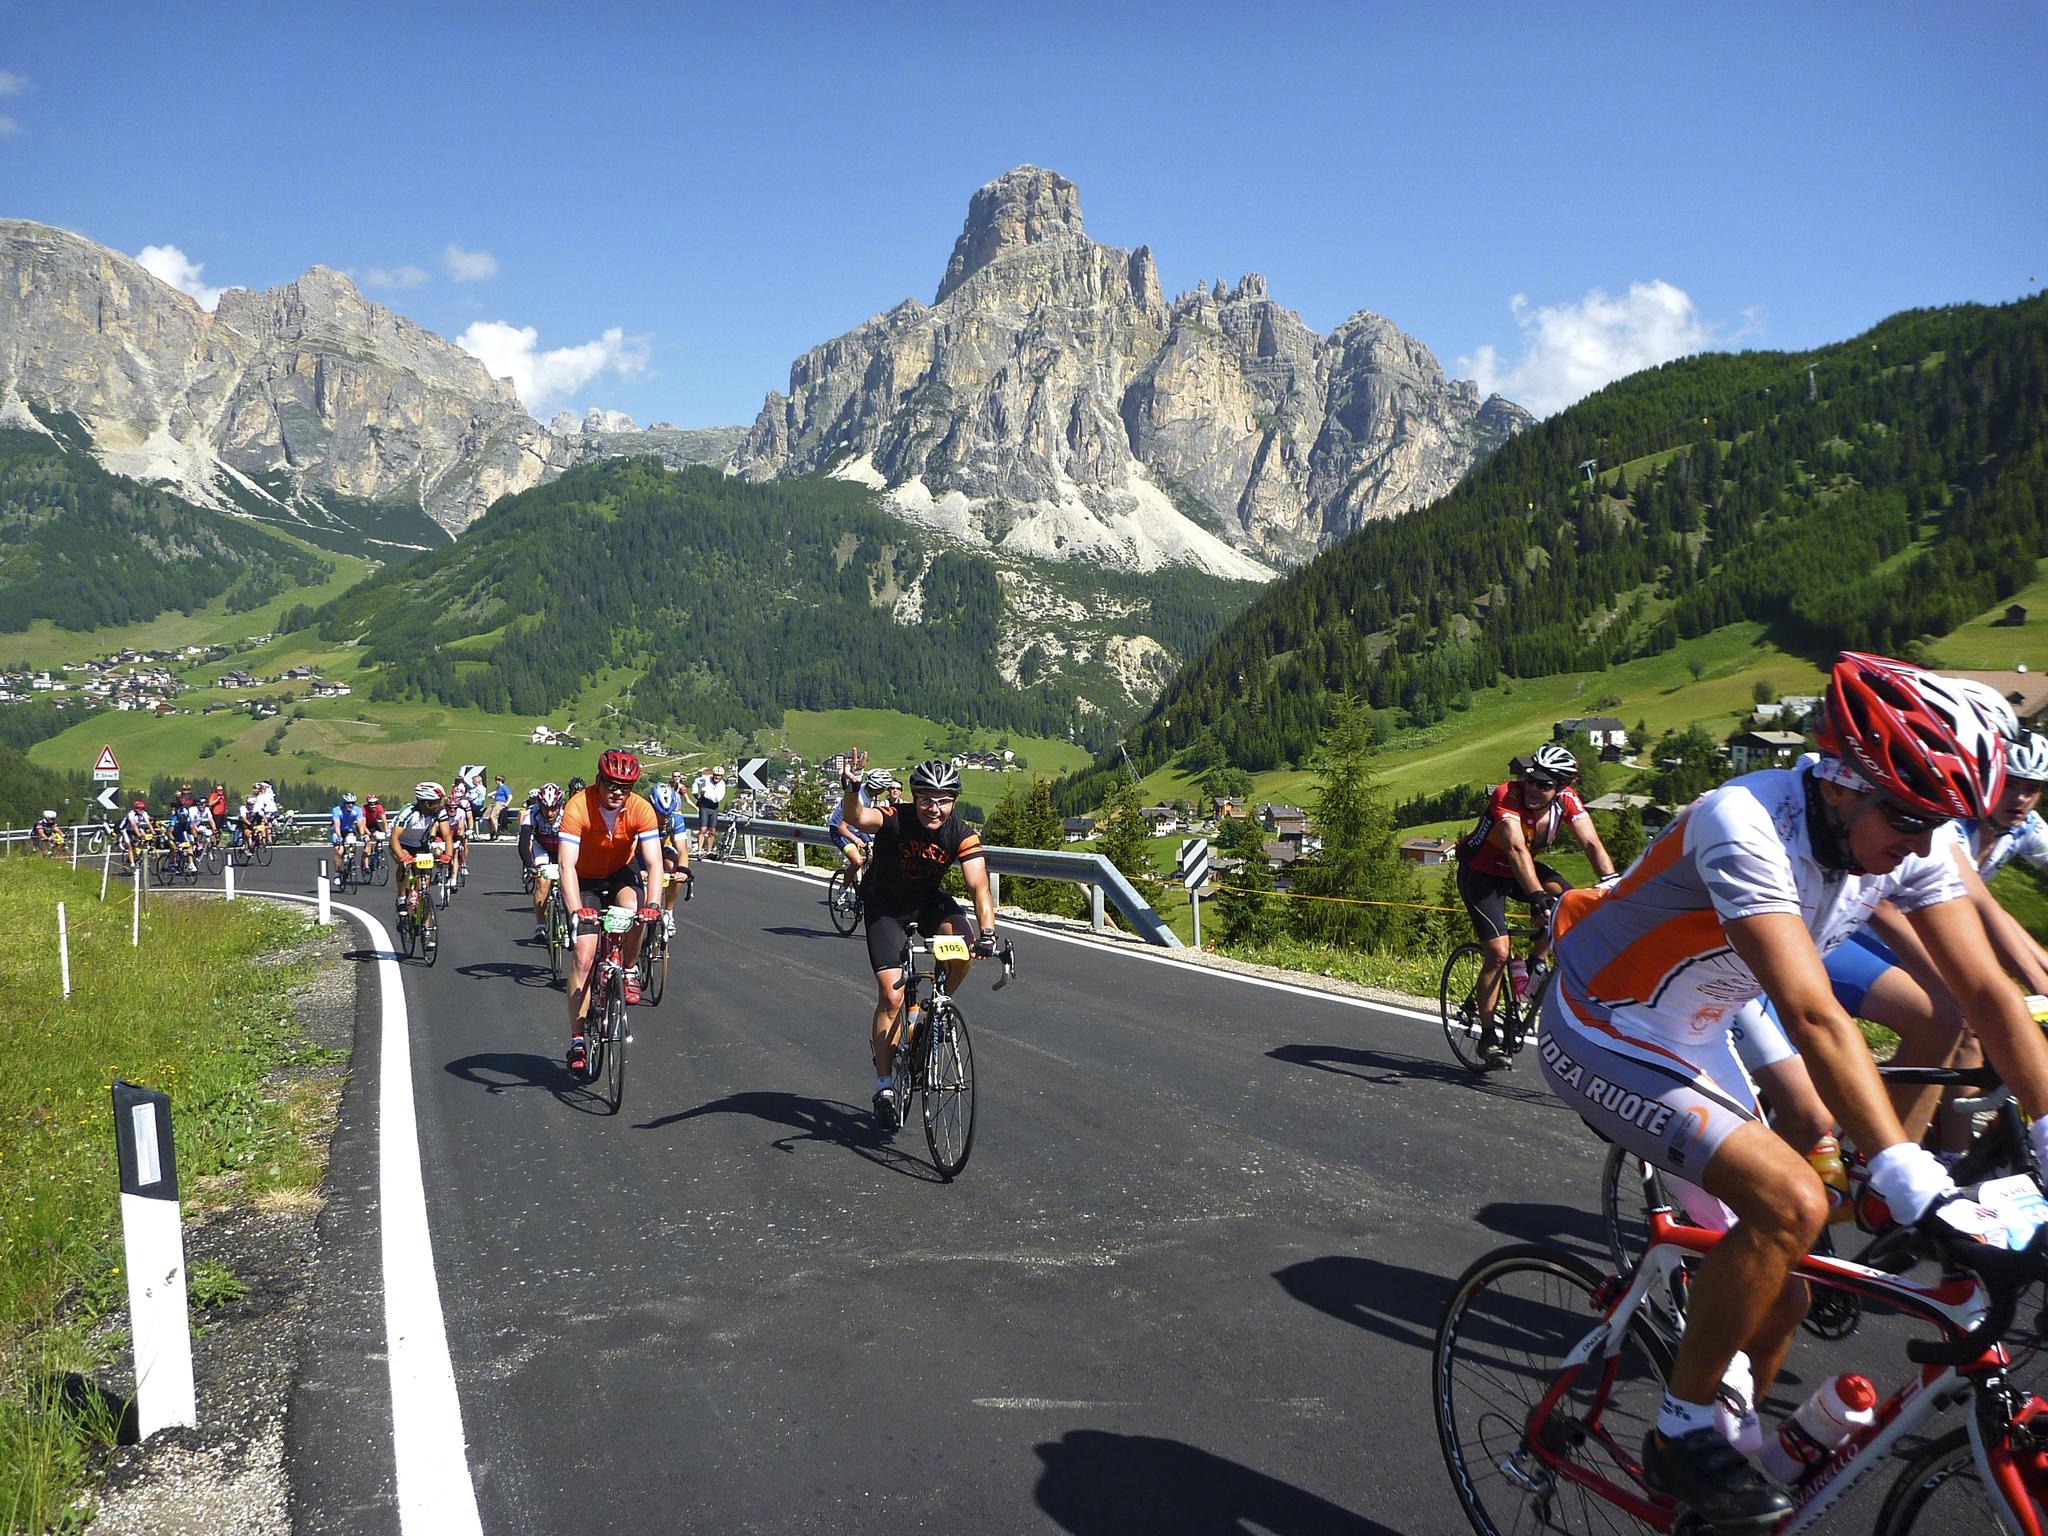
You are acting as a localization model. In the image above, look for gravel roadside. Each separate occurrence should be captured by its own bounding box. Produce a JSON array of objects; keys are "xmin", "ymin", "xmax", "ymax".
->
[{"xmin": 84, "ymin": 919, "xmax": 355, "ymax": 1536}]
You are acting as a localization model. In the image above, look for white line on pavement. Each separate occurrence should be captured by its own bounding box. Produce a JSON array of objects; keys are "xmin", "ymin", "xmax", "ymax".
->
[
  {"xmin": 255, "ymin": 891, "xmax": 485, "ymax": 1536},
  {"xmin": 721, "ymin": 859, "xmax": 1442, "ymax": 1025}
]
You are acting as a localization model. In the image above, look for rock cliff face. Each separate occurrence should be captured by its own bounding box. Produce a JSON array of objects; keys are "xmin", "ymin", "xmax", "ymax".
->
[
  {"xmin": 0, "ymin": 219, "xmax": 738, "ymax": 541},
  {"xmin": 734, "ymin": 167, "xmax": 1530, "ymax": 572}
]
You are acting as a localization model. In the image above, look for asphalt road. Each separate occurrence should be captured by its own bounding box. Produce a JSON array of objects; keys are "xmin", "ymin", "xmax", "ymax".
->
[{"xmin": 197, "ymin": 843, "xmax": 1909, "ymax": 1533}]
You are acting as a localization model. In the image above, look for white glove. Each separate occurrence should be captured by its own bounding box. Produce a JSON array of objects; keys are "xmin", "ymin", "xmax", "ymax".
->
[
  {"xmin": 1597, "ymin": 872, "xmax": 1623, "ymax": 891},
  {"xmin": 1867, "ymin": 1142, "xmax": 1955, "ymax": 1226}
]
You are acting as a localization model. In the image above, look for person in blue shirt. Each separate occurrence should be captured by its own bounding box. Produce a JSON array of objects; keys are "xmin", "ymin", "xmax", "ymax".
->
[
  {"xmin": 490, "ymin": 773, "xmax": 514, "ymax": 836},
  {"xmin": 648, "ymin": 771, "xmax": 694, "ymax": 936},
  {"xmin": 331, "ymin": 792, "xmax": 369, "ymax": 877}
]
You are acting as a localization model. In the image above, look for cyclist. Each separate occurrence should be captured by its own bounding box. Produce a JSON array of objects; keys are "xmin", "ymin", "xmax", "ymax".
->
[
  {"xmin": 330, "ymin": 792, "xmax": 369, "ymax": 877},
  {"xmin": 1455, "ymin": 742, "xmax": 1616, "ymax": 1068},
  {"xmin": 189, "ymin": 793, "xmax": 217, "ymax": 859},
  {"xmin": 557, "ymin": 749, "xmax": 664, "ymax": 1075},
  {"xmin": 829, "ymin": 768, "xmax": 890, "ymax": 875},
  {"xmin": 1538, "ymin": 653, "xmax": 2048, "ymax": 1529},
  {"xmin": 523, "ymin": 782, "xmax": 567, "ymax": 940},
  {"xmin": 361, "ymin": 795, "xmax": 388, "ymax": 876},
  {"xmin": 649, "ymin": 771, "xmax": 693, "ymax": 936},
  {"xmin": 444, "ymin": 774, "xmax": 474, "ymax": 886},
  {"xmin": 249, "ymin": 780, "xmax": 279, "ymax": 847},
  {"xmin": 31, "ymin": 810, "xmax": 62, "ymax": 855},
  {"xmin": 389, "ymin": 782, "xmax": 454, "ymax": 922},
  {"xmin": 236, "ymin": 791, "xmax": 266, "ymax": 852},
  {"xmin": 836, "ymin": 753, "xmax": 997, "ymax": 1128},
  {"xmin": 1934, "ymin": 727, "xmax": 2048, "ymax": 987},
  {"xmin": 165, "ymin": 796, "xmax": 199, "ymax": 876}
]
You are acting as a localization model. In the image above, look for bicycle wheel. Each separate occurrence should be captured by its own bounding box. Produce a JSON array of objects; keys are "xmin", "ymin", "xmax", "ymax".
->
[
  {"xmin": 373, "ymin": 850, "xmax": 389, "ymax": 886},
  {"xmin": 827, "ymin": 867, "xmax": 861, "ymax": 935},
  {"xmin": 1876, "ymin": 1424, "xmax": 2041, "ymax": 1533},
  {"xmin": 602, "ymin": 990, "xmax": 627, "ymax": 1114},
  {"xmin": 422, "ymin": 906, "xmax": 439, "ymax": 966},
  {"xmin": 1435, "ymin": 1245, "xmax": 1673, "ymax": 1536},
  {"xmin": 433, "ymin": 870, "xmax": 450, "ymax": 910},
  {"xmin": 922, "ymin": 999, "xmax": 977, "ymax": 1178},
  {"xmin": 254, "ymin": 836, "xmax": 273, "ymax": 867},
  {"xmin": 1440, "ymin": 943, "xmax": 1498, "ymax": 1071},
  {"xmin": 640, "ymin": 923, "xmax": 667, "ymax": 1007},
  {"xmin": 202, "ymin": 843, "xmax": 224, "ymax": 876},
  {"xmin": 1598, "ymin": 1144, "xmax": 1673, "ymax": 1275},
  {"xmin": 398, "ymin": 900, "xmax": 418, "ymax": 959},
  {"xmin": 547, "ymin": 903, "xmax": 565, "ymax": 983}
]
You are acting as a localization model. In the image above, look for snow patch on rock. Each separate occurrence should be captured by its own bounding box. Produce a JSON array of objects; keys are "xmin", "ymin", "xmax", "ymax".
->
[{"xmin": 828, "ymin": 451, "xmax": 888, "ymax": 490}]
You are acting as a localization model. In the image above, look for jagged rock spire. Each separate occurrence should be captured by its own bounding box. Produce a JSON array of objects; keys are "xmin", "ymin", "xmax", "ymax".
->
[{"xmin": 935, "ymin": 166, "xmax": 1085, "ymax": 304}]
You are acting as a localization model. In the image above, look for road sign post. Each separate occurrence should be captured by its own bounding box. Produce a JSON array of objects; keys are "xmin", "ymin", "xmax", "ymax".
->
[{"xmin": 1177, "ymin": 837, "xmax": 1211, "ymax": 949}]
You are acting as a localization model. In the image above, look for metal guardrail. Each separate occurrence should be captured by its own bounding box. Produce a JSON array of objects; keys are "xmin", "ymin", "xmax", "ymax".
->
[
  {"xmin": 0, "ymin": 810, "xmax": 333, "ymax": 847},
  {"xmin": 741, "ymin": 818, "xmax": 1182, "ymax": 949}
]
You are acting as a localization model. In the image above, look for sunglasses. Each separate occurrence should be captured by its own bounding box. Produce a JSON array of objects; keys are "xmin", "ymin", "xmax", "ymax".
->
[
  {"xmin": 598, "ymin": 778, "xmax": 633, "ymax": 794},
  {"xmin": 913, "ymin": 793, "xmax": 956, "ymax": 808},
  {"xmin": 1868, "ymin": 796, "xmax": 1943, "ymax": 836}
]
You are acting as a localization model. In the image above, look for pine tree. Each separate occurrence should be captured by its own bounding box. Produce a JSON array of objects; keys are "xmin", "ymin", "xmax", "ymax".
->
[
  {"xmin": 1096, "ymin": 777, "xmax": 1156, "ymax": 892},
  {"xmin": 1288, "ymin": 696, "xmax": 1419, "ymax": 951},
  {"xmin": 1214, "ymin": 812, "xmax": 1278, "ymax": 945}
]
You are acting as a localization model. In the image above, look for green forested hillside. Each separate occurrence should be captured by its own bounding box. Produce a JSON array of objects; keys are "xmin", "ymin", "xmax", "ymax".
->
[
  {"xmin": 0, "ymin": 426, "xmax": 333, "ymax": 632},
  {"xmin": 1061, "ymin": 294, "xmax": 2048, "ymax": 806},
  {"xmin": 304, "ymin": 459, "xmax": 1253, "ymax": 750}
]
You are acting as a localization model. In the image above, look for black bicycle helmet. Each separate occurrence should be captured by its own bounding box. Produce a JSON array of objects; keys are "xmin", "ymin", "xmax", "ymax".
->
[
  {"xmin": 567, "ymin": 777, "xmax": 587, "ymax": 796},
  {"xmin": 909, "ymin": 758, "xmax": 961, "ymax": 794}
]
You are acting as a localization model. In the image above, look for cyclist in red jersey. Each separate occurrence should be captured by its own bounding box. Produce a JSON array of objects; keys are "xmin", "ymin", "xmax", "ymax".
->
[{"xmin": 1455, "ymin": 742, "xmax": 1616, "ymax": 1067}]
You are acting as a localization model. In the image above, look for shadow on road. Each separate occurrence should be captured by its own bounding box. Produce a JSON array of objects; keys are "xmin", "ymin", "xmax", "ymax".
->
[
  {"xmin": 443, "ymin": 1050, "xmax": 615, "ymax": 1115},
  {"xmin": 635, "ymin": 1090, "xmax": 944, "ymax": 1182},
  {"xmin": 1033, "ymin": 1429, "xmax": 1399, "ymax": 1535},
  {"xmin": 1470, "ymin": 1200, "xmax": 1608, "ymax": 1255},
  {"xmin": 761, "ymin": 924, "xmax": 844, "ymax": 941},
  {"xmin": 1271, "ymin": 1254, "xmax": 1453, "ymax": 1353},
  {"xmin": 454, "ymin": 958, "xmax": 558, "ymax": 991},
  {"xmin": 339, "ymin": 948, "xmax": 403, "ymax": 965},
  {"xmin": 1264, "ymin": 1042, "xmax": 1556, "ymax": 1108}
]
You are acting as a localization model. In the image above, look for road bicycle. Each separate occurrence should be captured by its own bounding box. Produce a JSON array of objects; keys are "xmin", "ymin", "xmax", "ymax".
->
[
  {"xmin": 430, "ymin": 843, "xmax": 452, "ymax": 910},
  {"xmin": 826, "ymin": 862, "xmax": 863, "ymax": 936},
  {"xmin": 883, "ymin": 924, "xmax": 1015, "ymax": 1180},
  {"xmin": 634, "ymin": 870, "xmax": 689, "ymax": 1007},
  {"xmin": 84, "ymin": 820, "xmax": 114, "ymax": 857},
  {"xmin": 396, "ymin": 852, "xmax": 440, "ymax": 965},
  {"xmin": 332, "ymin": 833, "xmax": 366, "ymax": 892},
  {"xmin": 536, "ymin": 863, "xmax": 569, "ymax": 982},
  {"xmin": 1441, "ymin": 923, "xmax": 1555, "ymax": 1072},
  {"xmin": 576, "ymin": 906, "xmax": 652, "ymax": 1114},
  {"xmin": 149, "ymin": 831, "xmax": 199, "ymax": 886},
  {"xmin": 1435, "ymin": 1179, "xmax": 2048, "ymax": 1534},
  {"xmin": 365, "ymin": 837, "xmax": 388, "ymax": 886}
]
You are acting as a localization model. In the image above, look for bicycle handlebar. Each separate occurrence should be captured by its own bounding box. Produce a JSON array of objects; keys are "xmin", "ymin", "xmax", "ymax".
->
[{"xmin": 1904, "ymin": 1224, "xmax": 2048, "ymax": 1366}]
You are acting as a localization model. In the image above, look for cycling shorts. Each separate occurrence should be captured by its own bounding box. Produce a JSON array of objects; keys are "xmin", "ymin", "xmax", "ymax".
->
[
  {"xmin": 831, "ymin": 825, "xmax": 870, "ymax": 852},
  {"xmin": 1824, "ymin": 928, "xmax": 1897, "ymax": 1017},
  {"xmin": 698, "ymin": 801, "xmax": 723, "ymax": 832},
  {"xmin": 1538, "ymin": 987, "xmax": 1761, "ymax": 1188},
  {"xmin": 574, "ymin": 862, "xmax": 645, "ymax": 914},
  {"xmin": 1457, "ymin": 859, "xmax": 1563, "ymax": 943},
  {"xmin": 863, "ymin": 893, "xmax": 978, "ymax": 975}
]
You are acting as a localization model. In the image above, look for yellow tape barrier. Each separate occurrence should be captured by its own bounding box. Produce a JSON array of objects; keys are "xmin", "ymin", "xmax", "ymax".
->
[{"xmin": 1206, "ymin": 882, "xmax": 1460, "ymax": 914}]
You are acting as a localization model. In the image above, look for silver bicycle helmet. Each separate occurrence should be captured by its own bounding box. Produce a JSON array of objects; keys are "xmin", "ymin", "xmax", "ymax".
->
[
  {"xmin": 1944, "ymin": 674, "xmax": 2023, "ymax": 745},
  {"xmin": 862, "ymin": 767, "xmax": 899, "ymax": 795},
  {"xmin": 2006, "ymin": 731, "xmax": 2048, "ymax": 785},
  {"xmin": 909, "ymin": 758, "xmax": 961, "ymax": 794}
]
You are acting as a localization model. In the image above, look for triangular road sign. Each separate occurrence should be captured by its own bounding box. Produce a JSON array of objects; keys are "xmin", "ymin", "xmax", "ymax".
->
[{"xmin": 94, "ymin": 745, "xmax": 120, "ymax": 774}]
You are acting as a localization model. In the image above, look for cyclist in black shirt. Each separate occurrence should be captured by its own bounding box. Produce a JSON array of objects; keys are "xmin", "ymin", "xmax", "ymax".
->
[{"xmin": 838, "ymin": 750, "xmax": 998, "ymax": 1125}]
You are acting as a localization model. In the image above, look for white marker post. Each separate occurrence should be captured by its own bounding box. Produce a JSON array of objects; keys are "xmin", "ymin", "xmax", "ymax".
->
[
  {"xmin": 132, "ymin": 856, "xmax": 142, "ymax": 947},
  {"xmin": 317, "ymin": 872, "xmax": 331, "ymax": 926},
  {"xmin": 100, "ymin": 847, "xmax": 111, "ymax": 902},
  {"xmin": 224, "ymin": 860, "xmax": 235, "ymax": 901},
  {"xmin": 112, "ymin": 1080, "xmax": 196, "ymax": 1438},
  {"xmin": 57, "ymin": 901, "xmax": 71, "ymax": 999}
]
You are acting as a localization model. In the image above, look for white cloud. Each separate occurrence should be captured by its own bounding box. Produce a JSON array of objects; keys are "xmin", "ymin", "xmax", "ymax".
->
[
  {"xmin": 443, "ymin": 243, "xmax": 499, "ymax": 282},
  {"xmin": 134, "ymin": 243, "xmax": 226, "ymax": 311},
  {"xmin": 1459, "ymin": 280, "xmax": 1714, "ymax": 417},
  {"xmin": 360, "ymin": 264, "xmax": 431, "ymax": 290},
  {"xmin": 456, "ymin": 320, "xmax": 651, "ymax": 417},
  {"xmin": 0, "ymin": 69, "xmax": 27, "ymax": 96},
  {"xmin": 0, "ymin": 116, "xmax": 17, "ymax": 140}
]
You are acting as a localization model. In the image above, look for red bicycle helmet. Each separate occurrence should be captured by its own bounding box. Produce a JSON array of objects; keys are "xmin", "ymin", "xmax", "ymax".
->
[
  {"xmin": 596, "ymin": 748, "xmax": 641, "ymax": 784},
  {"xmin": 538, "ymin": 782, "xmax": 565, "ymax": 810},
  {"xmin": 1816, "ymin": 652, "xmax": 2005, "ymax": 820}
]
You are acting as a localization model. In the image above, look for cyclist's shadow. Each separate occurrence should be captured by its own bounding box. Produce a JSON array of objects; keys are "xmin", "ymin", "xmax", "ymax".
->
[
  {"xmin": 1265, "ymin": 1042, "xmax": 1557, "ymax": 1108},
  {"xmin": 1034, "ymin": 1429, "xmax": 1398, "ymax": 1535},
  {"xmin": 1270, "ymin": 1254, "xmax": 1455, "ymax": 1354},
  {"xmin": 444, "ymin": 1051, "xmax": 617, "ymax": 1116},
  {"xmin": 636, "ymin": 1090, "xmax": 945, "ymax": 1182}
]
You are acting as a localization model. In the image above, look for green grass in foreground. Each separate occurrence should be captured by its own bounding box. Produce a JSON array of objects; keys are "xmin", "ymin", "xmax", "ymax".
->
[{"xmin": 0, "ymin": 860, "xmax": 325, "ymax": 1534}]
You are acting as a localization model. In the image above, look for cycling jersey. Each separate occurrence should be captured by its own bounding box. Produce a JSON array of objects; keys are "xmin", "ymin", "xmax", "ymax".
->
[
  {"xmin": 558, "ymin": 787, "xmax": 660, "ymax": 878},
  {"xmin": 332, "ymin": 804, "xmax": 363, "ymax": 836},
  {"xmin": 828, "ymin": 793, "xmax": 875, "ymax": 848},
  {"xmin": 1458, "ymin": 780, "xmax": 1589, "ymax": 880},
  {"xmin": 1937, "ymin": 811, "xmax": 2048, "ymax": 881},
  {"xmin": 529, "ymin": 808, "xmax": 564, "ymax": 856},
  {"xmin": 120, "ymin": 811, "xmax": 150, "ymax": 843},
  {"xmin": 859, "ymin": 804, "xmax": 984, "ymax": 913},
  {"xmin": 362, "ymin": 805, "xmax": 387, "ymax": 835},
  {"xmin": 392, "ymin": 807, "xmax": 447, "ymax": 854}
]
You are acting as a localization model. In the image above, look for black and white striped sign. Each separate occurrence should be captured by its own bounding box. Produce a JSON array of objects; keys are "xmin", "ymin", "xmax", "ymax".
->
[
  {"xmin": 113, "ymin": 1079, "xmax": 195, "ymax": 1438},
  {"xmin": 1177, "ymin": 837, "xmax": 1211, "ymax": 891}
]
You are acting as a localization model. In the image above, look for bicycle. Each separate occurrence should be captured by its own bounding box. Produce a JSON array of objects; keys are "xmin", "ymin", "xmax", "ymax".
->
[
  {"xmin": 395, "ymin": 852, "xmax": 440, "ymax": 965},
  {"xmin": 576, "ymin": 906, "xmax": 652, "ymax": 1114},
  {"xmin": 365, "ymin": 837, "xmax": 388, "ymax": 886},
  {"xmin": 635, "ymin": 871, "xmax": 690, "ymax": 1008},
  {"xmin": 430, "ymin": 843, "xmax": 452, "ymax": 911},
  {"xmin": 84, "ymin": 820, "xmax": 113, "ymax": 858},
  {"xmin": 826, "ymin": 863, "xmax": 863, "ymax": 936},
  {"xmin": 1441, "ymin": 923, "xmax": 1555, "ymax": 1072},
  {"xmin": 535, "ymin": 863, "xmax": 570, "ymax": 982},
  {"xmin": 884, "ymin": 924, "xmax": 1015, "ymax": 1180},
  {"xmin": 1434, "ymin": 1178, "xmax": 2048, "ymax": 1534}
]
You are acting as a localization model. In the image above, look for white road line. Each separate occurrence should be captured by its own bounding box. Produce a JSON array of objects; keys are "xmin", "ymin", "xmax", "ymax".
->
[
  {"xmin": 254, "ymin": 891, "xmax": 485, "ymax": 1536},
  {"xmin": 722, "ymin": 859, "xmax": 1441, "ymax": 1025}
]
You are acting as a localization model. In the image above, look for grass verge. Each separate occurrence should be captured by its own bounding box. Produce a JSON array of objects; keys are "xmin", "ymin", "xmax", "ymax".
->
[{"xmin": 0, "ymin": 858, "xmax": 326, "ymax": 1534}]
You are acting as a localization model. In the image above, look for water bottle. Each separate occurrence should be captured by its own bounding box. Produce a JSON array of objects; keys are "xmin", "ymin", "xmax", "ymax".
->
[
  {"xmin": 1508, "ymin": 957, "xmax": 1530, "ymax": 998},
  {"xmin": 1759, "ymin": 1374, "xmax": 1877, "ymax": 1485},
  {"xmin": 1806, "ymin": 1135, "xmax": 1853, "ymax": 1224}
]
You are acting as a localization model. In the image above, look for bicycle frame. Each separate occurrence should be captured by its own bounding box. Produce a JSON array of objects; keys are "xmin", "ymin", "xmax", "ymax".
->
[{"xmin": 1533, "ymin": 1206, "xmax": 2047, "ymax": 1533}]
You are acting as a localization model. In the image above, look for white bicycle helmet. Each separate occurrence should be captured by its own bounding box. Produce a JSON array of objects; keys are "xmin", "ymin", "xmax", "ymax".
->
[
  {"xmin": 1943, "ymin": 674, "xmax": 2023, "ymax": 745},
  {"xmin": 1528, "ymin": 742, "xmax": 1580, "ymax": 783},
  {"xmin": 2006, "ymin": 731, "xmax": 2048, "ymax": 785},
  {"xmin": 414, "ymin": 780, "xmax": 447, "ymax": 804},
  {"xmin": 909, "ymin": 758, "xmax": 961, "ymax": 794},
  {"xmin": 863, "ymin": 767, "xmax": 899, "ymax": 795}
]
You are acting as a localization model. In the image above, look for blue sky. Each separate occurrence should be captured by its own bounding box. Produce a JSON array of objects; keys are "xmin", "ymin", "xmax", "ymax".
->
[{"xmin": 2, "ymin": 1, "xmax": 2042, "ymax": 426}]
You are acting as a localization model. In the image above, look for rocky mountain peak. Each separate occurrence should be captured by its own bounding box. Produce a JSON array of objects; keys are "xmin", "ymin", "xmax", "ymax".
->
[{"xmin": 935, "ymin": 165, "xmax": 1086, "ymax": 303}]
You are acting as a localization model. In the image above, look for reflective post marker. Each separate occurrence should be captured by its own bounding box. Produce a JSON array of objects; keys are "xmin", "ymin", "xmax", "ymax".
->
[
  {"xmin": 224, "ymin": 860, "xmax": 235, "ymax": 901},
  {"xmin": 132, "ymin": 856, "xmax": 141, "ymax": 946},
  {"xmin": 57, "ymin": 902, "xmax": 70, "ymax": 999},
  {"xmin": 317, "ymin": 873, "xmax": 331, "ymax": 926},
  {"xmin": 101, "ymin": 846, "xmax": 111, "ymax": 902},
  {"xmin": 112, "ymin": 1080, "xmax": 195, "ymax": 1438}
]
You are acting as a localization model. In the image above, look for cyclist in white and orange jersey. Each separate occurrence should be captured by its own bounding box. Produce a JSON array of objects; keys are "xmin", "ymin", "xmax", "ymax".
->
[{"xmin": 1537, "ymin": 652, "xmax": 2048, "ymax": 1531}]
